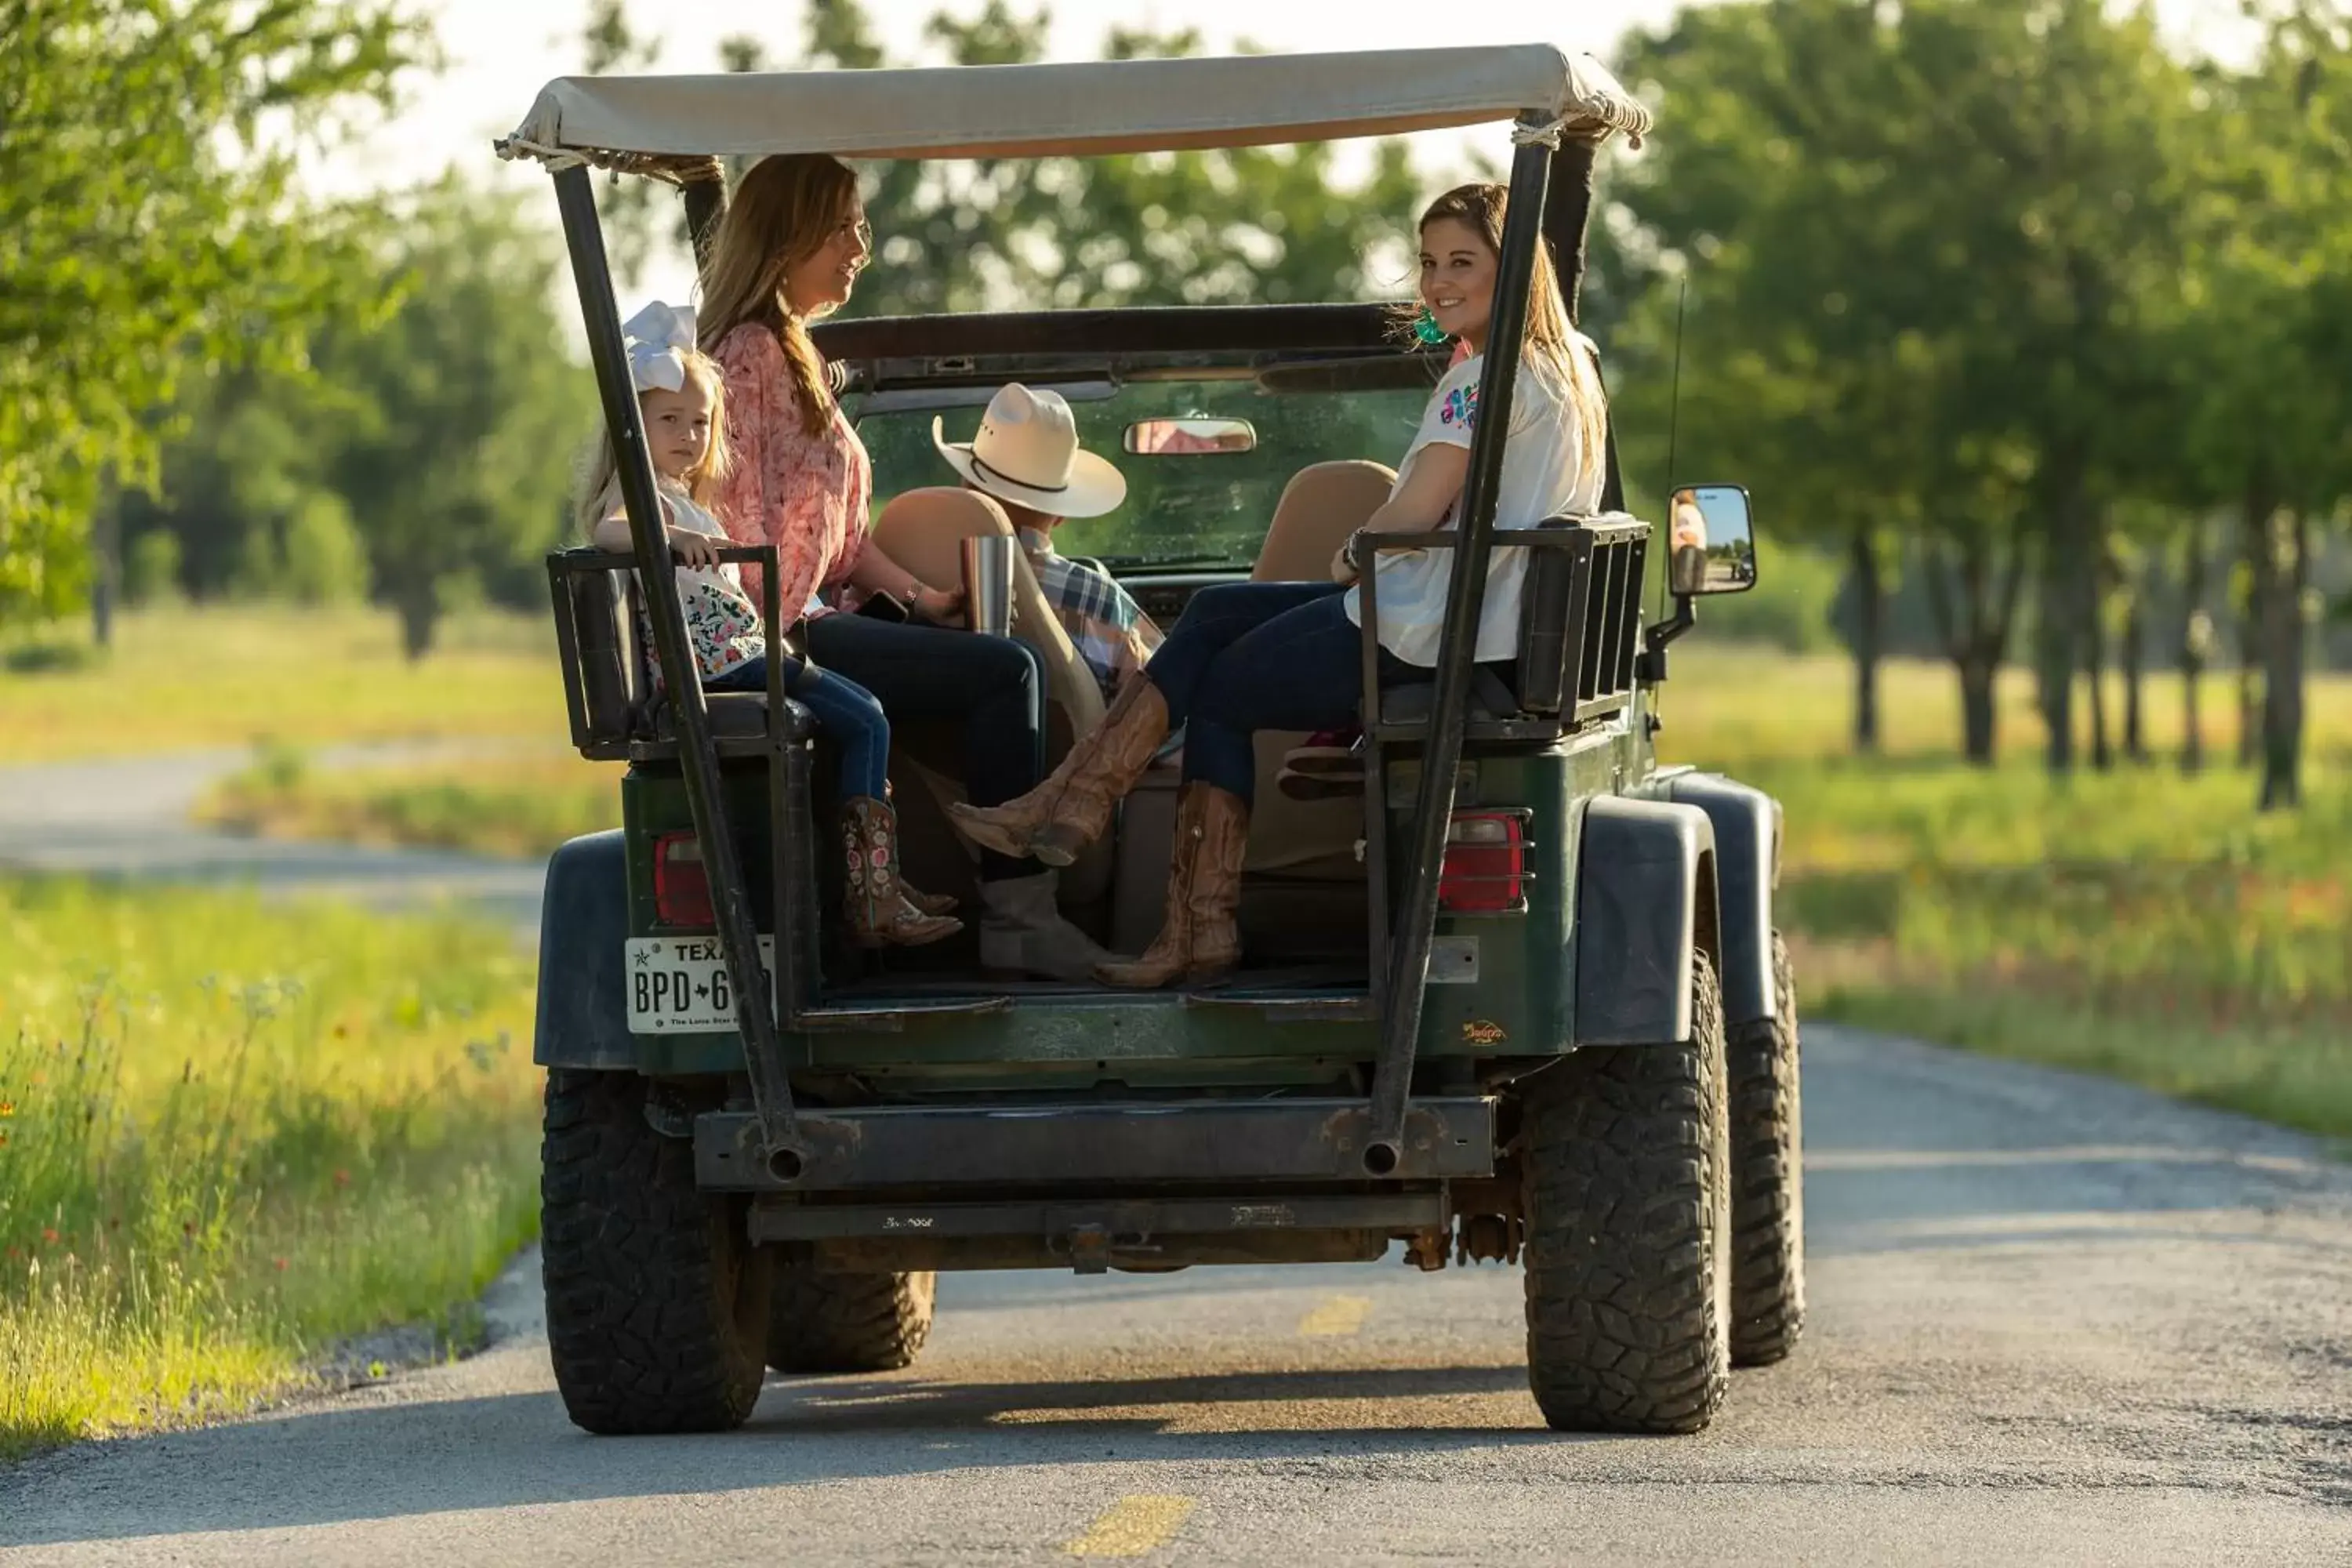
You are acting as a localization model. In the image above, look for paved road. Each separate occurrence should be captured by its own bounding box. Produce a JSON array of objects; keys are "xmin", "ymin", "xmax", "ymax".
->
[
  {"xmin": 5, "ymin": 1025, "xmax": 2349, "ymax": 1566},
  {"xmin": 0, "ymin": 746, "xmax": 546, "ymax": 931}
]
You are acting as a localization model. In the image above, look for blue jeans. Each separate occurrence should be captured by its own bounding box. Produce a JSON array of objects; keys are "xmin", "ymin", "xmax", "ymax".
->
[
  {"xmin": 1144, "ymin": 581, "xmax": 1410, "ymax": 804},
  {"xmin": 706, "ymin": 653, "xmax": 890, "ymax": 801},
  {"xmin": 803, "ymin": 612, "xmax": 1048, "ymax": 881}
]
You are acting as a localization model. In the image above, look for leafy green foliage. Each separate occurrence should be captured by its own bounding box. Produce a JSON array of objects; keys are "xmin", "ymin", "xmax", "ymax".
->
[
  {"xmin": 0, "ymin": 0, "xmax": 425, "ymax": 625},
  {"xmin": 119, "ymin": 183, "xmax": 594, "ymax": 655},
  {"xmin": 782, "ymin": 1, "xmax": 1423, "ymax": 316}
]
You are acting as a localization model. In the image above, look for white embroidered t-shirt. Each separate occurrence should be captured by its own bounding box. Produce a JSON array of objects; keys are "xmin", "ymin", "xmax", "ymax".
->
[{"xmin": 1345, "ymin": 347, "xmax": 1604, "ymax": 667}]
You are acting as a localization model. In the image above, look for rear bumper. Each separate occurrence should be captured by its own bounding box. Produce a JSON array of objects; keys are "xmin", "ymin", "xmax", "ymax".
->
[{"xmin": 692, "ymin": 1096, "xmax": 1495, "ymax": 1192}]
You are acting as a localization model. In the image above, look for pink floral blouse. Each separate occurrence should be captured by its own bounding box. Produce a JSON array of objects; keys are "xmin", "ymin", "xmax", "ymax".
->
[{"xmin": 710, "ymin": 322, "xmax": 873, "ymax": 626}]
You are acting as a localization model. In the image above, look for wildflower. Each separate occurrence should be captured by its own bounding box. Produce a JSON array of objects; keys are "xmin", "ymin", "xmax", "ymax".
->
[
  {"xmin": 41, "ymin": 1228, "xmax": 59, "ymax": 1245},
  {"xmin": 274, "ymin": 1258, "xmax": 289, "ymax": 1272},
  {"xmin": 333, "ymin": 1169, "xmax": 350, "ymax": 1188},
  {"xmin": 0, "ymin": 1099, "xmax": 13, "ymax": 1117}
]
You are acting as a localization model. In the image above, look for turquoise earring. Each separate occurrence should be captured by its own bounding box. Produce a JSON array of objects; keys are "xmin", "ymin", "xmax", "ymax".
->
[{"xmin": 1411, "ymin": 307, "xmax": 1448, "ymax": 347}]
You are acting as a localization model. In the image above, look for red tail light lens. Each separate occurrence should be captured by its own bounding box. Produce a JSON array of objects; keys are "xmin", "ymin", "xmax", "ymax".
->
[
  {"xmin": 652, "ymin": 832, "xmax": 714, "ymax": 927},
  {"xmin": 1439, "ymin": 811, "xmax": 1528, "ymax": 914}
]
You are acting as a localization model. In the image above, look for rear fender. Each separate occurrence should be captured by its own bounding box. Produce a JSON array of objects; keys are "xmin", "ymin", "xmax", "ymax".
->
[
  {"xmin": 1572, "ymin": 797, "xmax": 1717, "ymax": 1045},
  {"xmin": 1663, "ymin": 772, "xmax": 1780, "ymax": 1029},
  {"xmin": 535, "ymin": 830, "xmax": 637, "ymax": 1070}
]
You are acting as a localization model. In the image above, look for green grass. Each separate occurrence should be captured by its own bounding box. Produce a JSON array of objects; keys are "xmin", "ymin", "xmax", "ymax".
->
[
  {"xmin": 0, "ymin": 605, "xmax": 565, "ymax": 763},
  {"xmin": 0, "ymin": 877, "xmax": 542, "ymax": 1457},
  {"xmin": 201, "ymin": 745, "xmax": 619, "ymax": 860},
  {"xmin": 1659, "ymin": 648, "xmax": 2352, "ymax": 1140}
]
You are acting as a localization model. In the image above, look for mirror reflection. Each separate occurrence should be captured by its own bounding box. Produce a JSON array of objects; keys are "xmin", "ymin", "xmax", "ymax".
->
[
  {"xmin": 1667, "ymin": 485, "xmax": 1758, "ymax": 596},
  {"xmin": 1123, "ymin": 416, "xmax": 1258, "ymax": 456}
]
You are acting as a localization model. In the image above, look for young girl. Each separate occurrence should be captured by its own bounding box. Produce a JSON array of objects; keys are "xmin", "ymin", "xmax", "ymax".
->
[
  {"xmin": 582, "ymin": 300, "xmax": 957, "ymax": 949},
  {"xmin": 951, "ymin": 183, "xmax": 1610, "ymax": 987}
]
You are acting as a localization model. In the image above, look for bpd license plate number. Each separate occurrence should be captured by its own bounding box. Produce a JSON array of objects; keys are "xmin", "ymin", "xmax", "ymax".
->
[{"xmin": 624, "ymin": 936, "xmax": 777, "ymax": 1033}]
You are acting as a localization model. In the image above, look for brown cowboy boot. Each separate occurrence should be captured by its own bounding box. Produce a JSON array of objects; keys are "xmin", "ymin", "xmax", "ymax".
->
[
  {"xmin": 842, "ymin": 797, "xmax": 961, "ymax": 948},
  {"xmin": 947, "ymin": 678, "xmax": 1170, "ymax": 867},
  {"xmin": 882, "ymin": 782, "xmax": 956, "ymax": 918},
  {"xmin": 1094, "ymin": 783, "xmax": 1249, "ymax": 989}
]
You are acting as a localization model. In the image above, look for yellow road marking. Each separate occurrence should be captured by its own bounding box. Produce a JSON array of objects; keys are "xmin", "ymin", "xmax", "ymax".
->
[
  {"xmin": 1065, "ymin": 1495, "xmax": 1196, "ymax": 1558},
  {"xmin": 1298, "ymin": 1294, "xmax": 1371, "ymax": 1336}
]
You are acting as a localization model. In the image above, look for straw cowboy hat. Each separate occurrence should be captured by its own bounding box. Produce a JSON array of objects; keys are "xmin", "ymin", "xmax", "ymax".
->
[{"xmin": 933, "ymin": 384, "xmax": 1128, "ymax": 519}]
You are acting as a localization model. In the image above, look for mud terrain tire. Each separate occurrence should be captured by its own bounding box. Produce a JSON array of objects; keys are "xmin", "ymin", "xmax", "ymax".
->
[
  {"xmin": 1729, "ymin": 931, "xmax": 1805, "ymax": 1367},
  {"xmin": 767, "ymin": 1266, "xmax": 937, "ymax": 1374},
  {"xmin": 541, "ymin": 1069, "xmax": 770, "ymax": 1434},
  {"xmin": 1520, "ymin": 949, "xmax": 1732, "ymax": 1434}
]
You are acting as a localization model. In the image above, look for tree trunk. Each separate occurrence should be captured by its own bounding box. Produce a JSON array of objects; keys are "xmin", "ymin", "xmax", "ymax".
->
[
  {"xmin": 1848, "ymin": 530, "xmax": 1882, "ymax": 754},
  {"xmin": 2236, "ymin": 502, "xmax": 2264, "ymax": 768},
  {"xmin": 2180, "ymin": 522, "xmax": 2205, "ymax": 774},
  {"xmin": 2034, "ymin": 568, "xmax": 2076, "ymax": 773},
  {"xmin": 396, "ymin": 589, "xmax": 438, "ymax": 662},
  {"xmin": 2121, "ymin": 576, "xmax": 2145, "ymax": 764},
  {"xmin": 1958, "ymin": 652, "xmax": 1999, "ymax": 765},
  {"xmin": 2084, "ymin": 601, "xmax": 2112, "ymax": 771},
  {"xmin": 90, "ymin": 497, "xmax": 120, "ymax": 648},
  {"xmin": 2258, "ymin": 509, "xmax": 2308, "ymax": 811}
]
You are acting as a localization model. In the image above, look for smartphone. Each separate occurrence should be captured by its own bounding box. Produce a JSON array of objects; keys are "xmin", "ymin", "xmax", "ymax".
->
[{"xmin": 856, "ymin": 590, "xmax": 910, "ymax": 624}]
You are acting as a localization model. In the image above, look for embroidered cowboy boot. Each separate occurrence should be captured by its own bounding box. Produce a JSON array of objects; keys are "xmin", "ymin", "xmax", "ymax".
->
[
  {"xmin": 1093, "ymin": 783, "xmax": 1249, "ymax": 989},
  {"xmin": 947, "ymin": 677, "xmax": 1170, "ymax": 866},
  {"xmin": 883, "ymin": 782, "xmax": 957, "ymax": 918},
  {"xmin": 842, "ymin": 797, "xmax": 960, "ymax": 948}
]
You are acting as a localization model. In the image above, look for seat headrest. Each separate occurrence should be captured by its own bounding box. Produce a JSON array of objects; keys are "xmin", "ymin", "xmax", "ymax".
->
[{"xmin": 1254, "ymin": 460, "xmax": 1396, "ymax": 582}]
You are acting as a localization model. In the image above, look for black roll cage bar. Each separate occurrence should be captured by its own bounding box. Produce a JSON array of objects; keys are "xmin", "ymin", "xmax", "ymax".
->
[{"xmin": 543, "ymin": 122, "xmax": 1624, "ymax": 1182}]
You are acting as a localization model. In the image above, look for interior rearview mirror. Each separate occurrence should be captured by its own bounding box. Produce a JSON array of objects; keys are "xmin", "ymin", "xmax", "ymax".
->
[
  {"xmin": 1666, "ymin": 485, "xmax": 1758, "ymax": 596},
  {"xmin": 1123, "ymin": 416, "xmax": 1257, "ymax": 456}
]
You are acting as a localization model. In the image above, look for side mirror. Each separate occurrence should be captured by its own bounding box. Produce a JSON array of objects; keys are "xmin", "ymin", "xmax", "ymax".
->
[
  {"xmin": 1123, "ymin": 416, "xmax": 1257, "ymax": 455},
  {"xmin": 1666, "ymin": 484, "xmax": 1758, "ymax": 597}
]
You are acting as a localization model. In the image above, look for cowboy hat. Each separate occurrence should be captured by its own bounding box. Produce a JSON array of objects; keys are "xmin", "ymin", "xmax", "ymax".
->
[{"xmin": 932, "ymin": 384, "xmax": 1127, "ymax": 519}]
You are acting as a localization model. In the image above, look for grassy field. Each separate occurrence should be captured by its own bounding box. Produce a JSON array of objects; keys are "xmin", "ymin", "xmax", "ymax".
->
[
  {"xmin": 1664, "ymin": 648, "xmax": 2352, "ymax": 1142},
  {"xmin": 201, "ymin": 743, "xmax": 619, "ymax": 860},
  {"xmin": 0, "ymin": 878, "xmax": 542, "ymax": 1457},
  {"xmin": 0, "ymin": 605, "xmax": 567, "ymax": 763}
]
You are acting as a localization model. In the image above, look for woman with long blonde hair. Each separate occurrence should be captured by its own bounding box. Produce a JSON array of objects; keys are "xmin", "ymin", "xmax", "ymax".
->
[
  {"xmin": 700, "ymin": 153, "xmax": 1106, "ymax": 981},
  {"xmin": 953, "ymin": 181, "xmax": 1611, "ymax": 988}
]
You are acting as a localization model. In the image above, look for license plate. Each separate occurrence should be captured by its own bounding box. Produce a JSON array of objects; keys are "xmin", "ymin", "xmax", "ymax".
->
[{"xmin": 624, "ymin": 936, "xmax": 776, "ymax": 1033}]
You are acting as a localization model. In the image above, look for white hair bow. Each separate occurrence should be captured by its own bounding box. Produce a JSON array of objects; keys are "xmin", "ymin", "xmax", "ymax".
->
[{"xmin": 622, "ymin": 300, "xmax": 697, "ymax": 394}]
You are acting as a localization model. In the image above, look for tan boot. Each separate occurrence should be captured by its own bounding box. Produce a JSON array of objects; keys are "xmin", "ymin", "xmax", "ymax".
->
[
  {"xmin": 948, "ymin": 679, "xmax": 1170, "ymax": 867},
  {"xmin": 1094, "ymin": 784, "xmax": 1248, "ymax": 989},
  {"xmin": 842, "ymin": 797, "xmax": 961, "ymax": 948}
]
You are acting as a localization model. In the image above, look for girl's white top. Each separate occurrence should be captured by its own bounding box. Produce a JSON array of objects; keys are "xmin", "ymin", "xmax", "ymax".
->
[
  {"xmin": 1345, "ymin": 347, "xmax": 1604, "ymax": 667},
  {"xmin": 634, "ymin": 483, "xmax": 766, "ymax": 688}
]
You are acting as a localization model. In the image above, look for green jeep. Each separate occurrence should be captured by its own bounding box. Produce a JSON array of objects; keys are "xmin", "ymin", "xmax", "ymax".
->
[{"xmin": 507, "ymin": 42, "xmax": 1802, "ymax": 1438}]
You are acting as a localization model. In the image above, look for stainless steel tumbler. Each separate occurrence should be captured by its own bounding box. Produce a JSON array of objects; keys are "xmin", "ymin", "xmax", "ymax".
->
[{"xmin": 960, "ymin": 534, "xmax": 1016, "ymax": 637}]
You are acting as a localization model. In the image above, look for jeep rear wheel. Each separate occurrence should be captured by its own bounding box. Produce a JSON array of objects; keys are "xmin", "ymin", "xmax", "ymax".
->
[
  {"xmin": 767, "ymin": 1265, "xmax": 937, "ymax": 1374},
  {"xmin": 1520, "ymin": 949, "xmax": 1732, "ymax": 1434},
  {"xmin": 541, "ymin": 1069, "xmax": 771, "ymax": 1434},
  {"xmin": 1729, "ymin": 931, "xmax": 1805, "ymax": 1367}
]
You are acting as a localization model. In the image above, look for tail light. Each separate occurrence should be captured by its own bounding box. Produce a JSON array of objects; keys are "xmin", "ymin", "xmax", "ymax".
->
[
  {"xmin": 1439, "ymin": 811, "xmax": 1530, "ymax": 914},
  {"xmin": 652, "ymin": 832, "xmax": 714, "ymax": 927}
]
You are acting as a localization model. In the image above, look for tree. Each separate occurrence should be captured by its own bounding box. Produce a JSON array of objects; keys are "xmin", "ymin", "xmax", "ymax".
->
[
  {"xmin": 766, "ymin": 2, "xmax": 1421, "ymax": 316},
  {"xmin": 318, "ymin": 181, "xmax": 597, "ymax": 657},
  {"xmin": 0, "ymin": 0, "xmax": 425, "ymax": 626}
]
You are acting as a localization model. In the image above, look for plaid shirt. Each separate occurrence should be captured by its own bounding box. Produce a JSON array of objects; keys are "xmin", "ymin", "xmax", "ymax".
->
[{"xmin": 1018, "ymin": 528, "xmax": 1162, "ymax": 702}]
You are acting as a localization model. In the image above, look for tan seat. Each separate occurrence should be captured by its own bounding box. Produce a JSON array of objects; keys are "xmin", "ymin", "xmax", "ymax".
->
[
  {"xmin": 1251, "ymin": 459, "xmax": 1396, "ymax": 584},
  {"xmin": 870, "ymin": 487, "xmax": 1113, "ymax": 909},
  {"xmin": 1244, "ymin": 460, "xmax": 1395, "ymax": 877}
]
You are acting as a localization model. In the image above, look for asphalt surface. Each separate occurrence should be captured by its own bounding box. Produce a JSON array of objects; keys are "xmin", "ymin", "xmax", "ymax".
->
[
  {"xmin": 4, "ymin": 757, "xmax": 2350, "ymax": 1564},
  {"xmin": 0, "ymin": 746, "xmax": 546, "ymax": 931}
]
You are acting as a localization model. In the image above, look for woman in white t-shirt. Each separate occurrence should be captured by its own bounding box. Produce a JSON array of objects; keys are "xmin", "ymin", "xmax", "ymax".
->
[{"xmin": 947, "ymin": 183, "xmax": 1610, "ymax": 988}]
